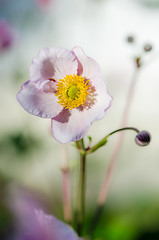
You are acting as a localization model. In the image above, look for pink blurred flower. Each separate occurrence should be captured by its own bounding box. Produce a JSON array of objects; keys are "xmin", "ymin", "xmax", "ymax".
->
[
  {"xmin": 35, "ymin": 0, "xmax": 53, "ymax": 10},
  {"xmin": 0, "ymin": 20, "xmax": 14, "ymax": 51},
  {"xmin": 19, "ymin": 210, "xmax": 81, "ymax": 240},
  {"xmin": 10, "ymin": 189, "xmax": 81, "ymax": 240},
  {"xmin": 17, "ymin": 47, "xmax": 112, "ymax": 143}
]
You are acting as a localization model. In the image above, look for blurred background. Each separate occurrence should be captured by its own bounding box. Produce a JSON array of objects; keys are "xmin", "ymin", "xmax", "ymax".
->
[{"xmin": 0, "ymin": 0, "xmax": 159, "ymax": 239}]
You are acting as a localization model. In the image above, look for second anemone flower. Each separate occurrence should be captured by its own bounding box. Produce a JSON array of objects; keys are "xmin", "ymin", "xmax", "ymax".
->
[{"xmin": 17, "ymin": 47, "xmax": 112, "ymax": 143}]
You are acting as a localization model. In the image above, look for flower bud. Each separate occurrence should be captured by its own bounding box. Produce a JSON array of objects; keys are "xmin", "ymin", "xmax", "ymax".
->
[
  {"xmin": 127, "ymin": 35, "xmax": 134, "ymax": 43},
  {"xmin": 144, "ymin": 43, "xmax": 152, "ymax": 52},
  {"xmin": 135, "ymin": 130, "xmax": 151, "ymax": 146}
]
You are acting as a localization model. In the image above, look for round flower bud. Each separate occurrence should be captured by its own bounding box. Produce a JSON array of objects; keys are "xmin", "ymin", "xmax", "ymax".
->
[
  {"xmin": 135, "ymin": 130, "xmax": 151, "ymax": 146},
  {"xmin": 127, "ymin": 35, "xmax": 134, "ymax": 43},
  {"xmin": 144, "ymin": 43, "xmax": 152, "ymax": 52}
]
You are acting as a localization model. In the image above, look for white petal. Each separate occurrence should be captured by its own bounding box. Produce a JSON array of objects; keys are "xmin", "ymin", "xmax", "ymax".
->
[
  {"xmin": 30, "ymin": 47, "xmax": 78, "ymax": 82},
  {"xmin": 72, "ymin": 46, "xmax": 101, "ymax": 79},
  {"xmin": 83, "ymin": 76, "xmax": 112, "ymax": 122},
  {"xmin": 51, "ymin": 109, "xmax": 90, "ymax": 144},
  {"xmin": 17, "ymin": 80, "xmax": 62, "ymax": 118},
  {"xmin": 35, "ymin": 210, "xmax": 80, "ymax": 240}
]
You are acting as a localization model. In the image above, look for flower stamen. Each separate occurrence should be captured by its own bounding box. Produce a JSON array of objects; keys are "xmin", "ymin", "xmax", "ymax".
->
[{"xmin": 55, "ymin": 74, "xmax": 90, "ymax": 110}]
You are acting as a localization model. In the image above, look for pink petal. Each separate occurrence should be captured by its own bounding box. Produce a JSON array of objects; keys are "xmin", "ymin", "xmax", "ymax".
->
[
  {"xmin": 51, "ymin": 109, "xmax": 90, "ymax": 143},
  {"xmin": 83, "ymin": 75, "xmax": 112, "ymax": 122},
  {"xmin": 17, "ymin": 80, "xmax": 62, "ymax": 118},
  {"xmin": 10, "ymin": 189, "xmax": 81, "ymax": 240},
  {"xmin": 53, "ymin": 108, "xmax": 71, "ymax": 123},
  {"xmin": 30, "ymin": 47, "xmax": 78, "ymax": 82},
  {"xmin": 51, "ymin": 76, "xmax": 112, "ymax": 143},
  {"xmin": 35, "ymin": 210, "xmax": 80, "ymax": 240},
  {"xmin": 72, "ymin": 46, "xmax": 101, "ymax": 79}
]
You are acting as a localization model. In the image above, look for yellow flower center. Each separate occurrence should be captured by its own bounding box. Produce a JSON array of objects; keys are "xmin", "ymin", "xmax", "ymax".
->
[
  {"xmin": 67, "ymin": 85, "xmax": 80, "ymax": 100},
  {"xmin": 55, "ymin": 74, "xmax": 90, "ymax": 110}
]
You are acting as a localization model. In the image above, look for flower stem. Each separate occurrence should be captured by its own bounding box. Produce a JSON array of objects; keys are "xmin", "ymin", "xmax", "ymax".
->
[
  {"xmin": 61, "ymin": 144, "xmax": 72, "ymax": 223},
  {"xmin": 75, "ymin": 139, "xmax": 87, "ymax": 236},
  {"xmin": 87, "ymin": 127, "xmax": 139, "ymax": 154},
  {"xmin": 87, "ymin": 205, "xmax": 104, "ymax": 236},
  {"xmin": 97, "ymin": 64, "xmax": 140, "ymax": 206},
  {"xmin": 87, "ymin": 128, "xmax": 140, "ymax": 237},
  {"xmin": 87, "ymin": 62, "xmax": 140, "ymax": 237},
  {"xmin": 79, "ymin": 151, "xmax": 86, "ymax": 233}
]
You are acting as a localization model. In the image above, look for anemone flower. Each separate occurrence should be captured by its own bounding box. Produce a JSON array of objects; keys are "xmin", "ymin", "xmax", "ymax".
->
[
  {"xmin": 17, "ymin": 47, "xmax": 112, "ymax": 143},
  {"xmin": 10, "ymin": 189, "xmax": 81, "ymax": 240},
  {"xmin": 17, "ymin": 209, "xmax": 81, "ymax": 240}
]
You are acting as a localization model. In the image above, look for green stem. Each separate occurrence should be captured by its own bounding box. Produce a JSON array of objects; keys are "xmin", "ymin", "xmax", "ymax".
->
[
  {"xmin": 79, "ymin": 152, "xmax": 86, "ymax": 234},
  {"xmin": 87, "ymin": 127, "xmax": 139, "ymax": 154},
  {"xmin": 107, "ymin": 127, "xmax": 139, "ymax": 136},
  {"xmin": 75, "ymin": 139, "xmax": 87, "ymax": 236},
  {"xmin": 80, "ymin": 138, "xmax": 85, "ymax": 150},
  {"xmin": 87, "ymin": 205, "xmax": 104, "ymax": 237},
  {"xmin": 75, "ymin": 140, "xmax": 81, "ymax": 150}
]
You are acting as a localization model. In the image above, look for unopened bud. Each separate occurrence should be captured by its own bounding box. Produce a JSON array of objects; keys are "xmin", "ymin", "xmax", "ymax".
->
[
  {"xmin": 135, "ymin": 130, "xmax": 151, "ymax": 146},
  {"xmin": 144, "ymin": 43, "xmax": 152, "ymax": 52},
  {"xmin": 127, "ymin": 35, "xmax": 134, "ymax": 43}
]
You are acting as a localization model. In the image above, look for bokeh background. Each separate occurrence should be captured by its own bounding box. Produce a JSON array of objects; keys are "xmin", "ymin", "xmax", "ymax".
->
[{"xmin": 0, "ymin": 0, "xmax": 159, "ymax": 239}]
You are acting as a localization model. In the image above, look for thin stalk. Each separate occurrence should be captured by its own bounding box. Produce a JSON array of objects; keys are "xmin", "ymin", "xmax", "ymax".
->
[
  {"xmin": 88, "ymin": 205, "xmax": 104, "ymax": 236},
  {"xmin": 87, "ymin": 127, "xmax": 139, "ymax": 154},
  {"xmin": 78, "ymin": 152, "xmax": 86, "ymax": 234},
  {"xmin": 87, "ymin": 128, "xmax": 139, "ymax": 236},
  {"xmin": 88, "ymin": 61, "xmax": 140, "ymax": 237},
  {"xmin": 75, "ymin": 140, "xmax": 81, "ymax": 150},
  {"xmin": 61, "ymin": 144, "xmax": 72, "ymax": 223},
  {"xmin": 75, "ymin": 139, "xmax": 87, "ymax": 236},
  {"xmin": 98, "ymin": 63, "xmax": 139, "ymax": 206}
]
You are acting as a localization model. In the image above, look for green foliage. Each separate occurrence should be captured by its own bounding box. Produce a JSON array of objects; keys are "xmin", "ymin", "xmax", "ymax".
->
[{"xmin": 0, "ymin": 131, "xmax": 42, "ymax": 159}]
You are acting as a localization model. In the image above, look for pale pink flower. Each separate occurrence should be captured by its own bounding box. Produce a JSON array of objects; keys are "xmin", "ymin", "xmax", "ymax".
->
[
  {"xmin": 19, "ymin": 210, "xmax": 82, "ymax": 240},
  {"xmin": 17, "ymin": 47, "xmax": 112, "ymax": 143},
  {"xmin": 10, "ymin": 189, "xmax": 81, "ymax": 240}
]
